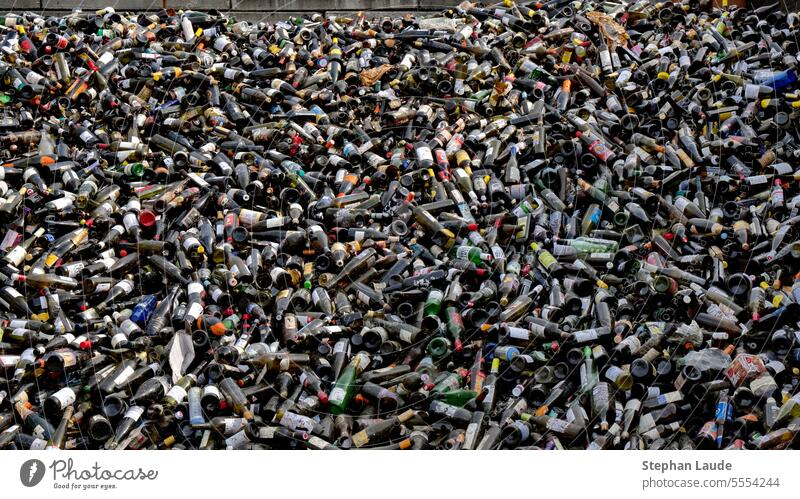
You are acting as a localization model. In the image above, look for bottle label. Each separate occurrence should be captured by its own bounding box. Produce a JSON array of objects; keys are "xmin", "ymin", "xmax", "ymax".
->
[
  {"xmin": 30, "ymin": 438, "xmax": 48, "ymax": 450},
  {"xmin": 51, "ymin": 387, "xmax": 76, "ymax": 409},
  {"xmin": 329, "ymin": 387, "xmax": 347, "ymax": 404},
  {"xmin": 5, "ymin": 245, "xmax": 25, "ymax": 265},
  {"xmin": 63, "ymin": 261, "xmax": 85, "ymax": 277},
  {"xmin": 605, "ymin": 365, "xmax": 625, "ymax": 383},
  {"xmin": 186, "ymin": 302, "xmax": 204, "ymax": 321},
  {"xmin": 258, "ymin": 426, "xmax": 277, "ymax": 440},
  {"xmin": 79, "ymin": 130, "xmax": 95, "ymax": 143},
  {"xmin": 514, "ymin": 421, "xmax": 530, "ymax": 441},
  {"xmin": 506, "ymin": 326, "xmax": 530, "ymax": 341},
  {"xmin": 225, "ymin": 429, "xmax": 250, "ymax": 448},
  {"xmin": 124, "ymin": 406, "xmax": 144, "ymax": 421},
  {"xmin": 165, "ymin": 385, "xmax": 188, "ymax": 403},
  {"xmin": 183, "ymin": 236, "xmax": 200, "ymax": 251},
  {"xmin": 203, "ymin": 385, "xmax": 221, "ymax": 399},
  {"xmin": 399, "ymin": 329, "xmax": 416, "ymax": 343},
  {"xmin": 113, "ymin": 365, "xmax": 136, "ymax": 386},
  {"xmin": 224, "ymin": 418, "xmax": 244, "ymax": 434},
  {"xmin": 120, "ymin": 320, "xmax": 139, "ymax": 335},
  {"xmin": 111, "ymin": 332, "xmax": 128, "ymax": 348},
  {"xmin": 117, "ymin": 280, "xmax": 135, "ymax": 294},
  {"xmin": 573, "ymin": 330, "xmax": 598, "ymax": 343},
  {"xmin": 351, "ymin": 430, "xmax": 369, "ymax": 448},
  {"xmin": 744, "ymin": 84, "xmax": 760, "ymax": 100},
  {"xmin": 32, "ymin": 425, "xmax": 46, "ymax": 439},
  {"xmin": 213, "ymin": 37, "xmax": 230, "ymax": 52},
  {"xmin": 123, "ymin": 212, "xmax": 138, "ymax": 232},
  {"xmin": 416, "ymin": 146, "xmax": 433, "ymax": 164},
  {"xmin": 188, "ymin": 282, "xmax": 204, "ymax": 296},
  {"xmin": 306, "ymin": 436, "xmax": 329, "ymax": 450},
  {"xmin": 491, "ymin": 245, "xmax": 505, "ymax": 260},
  {"xmin": 434, "ymin": 401, "xmax": 457, "ymax": 417},
  {"xmin": 638, "ymin": 412, "xmax": 655, "ymax": 432},
  {"xmin": 281, "ymin": 411, "xmax": 314, "ymax": 431},
  {"xmin": 59, "ymin": 350, "xmax": 78, "ymax": 368},
  {"xmin": 50, "ymin": 197, "xmax": 73, "ymax": 210},
  {"xmin": 238, "ymin": 209, "xmax": 261, "ymax": 226},
  {"xmin": 545, "ymin": 418, "xmax": 569, "ymax": 434},
  {"xmin": 538, "ymin": 250, "xmax": 557, "ymax": 269}
]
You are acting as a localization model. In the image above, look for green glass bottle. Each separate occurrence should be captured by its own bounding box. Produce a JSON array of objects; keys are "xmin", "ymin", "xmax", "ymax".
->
[
  {"xmin": 449, "ymin": 245, "xmax": 491, "ymax": 265},
  {"xmin": 436, "ymin": 388, "xmax": 478, "ymax": 407},
  {"xmin": 328, "ymin": 351, "xmax": 370, "ymax": 415}
]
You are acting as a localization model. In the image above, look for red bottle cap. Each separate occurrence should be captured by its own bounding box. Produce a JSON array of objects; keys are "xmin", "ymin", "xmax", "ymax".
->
[{"xmin": 139, "ymin": 209, "xmax": 157, "ymax": 227}]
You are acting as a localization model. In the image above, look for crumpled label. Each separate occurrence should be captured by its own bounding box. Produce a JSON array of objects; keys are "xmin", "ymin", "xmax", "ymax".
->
[
  {"xmin": 586, "ymin": 11, "xmax": 629, "ymax": 47},
  {"xmin": 360, "ymin": 64, "xmax": 394, "ymax": 87},
  {"xmin": 725, "ymin": 354, "xmax": 766, "ymax": 387},
  {"xmin": 418, "ymin": 17, "xmax": 459, "ymax": 31},
  {"xmin": 168, "ymin": 330, "xmax": 195, "ymax": 383}
]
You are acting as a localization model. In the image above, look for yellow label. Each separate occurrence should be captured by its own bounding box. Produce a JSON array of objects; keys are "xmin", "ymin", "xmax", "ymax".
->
[
  {"xmin": 538, "ymin": 250, "xmax": 557, "ymax": 269},
  {"xmin": 351, "ymin": 430, "xmax": 369, "ymax": 448},
  {"xmin": 45, "ymin": 253, "xmax": 59, "ymax": 267}
]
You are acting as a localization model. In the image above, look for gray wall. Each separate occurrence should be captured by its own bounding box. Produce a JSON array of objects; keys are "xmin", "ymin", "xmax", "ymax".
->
[{"xmin": 12, "ymin": 1, "xmax": 462, "ymax": 22}]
